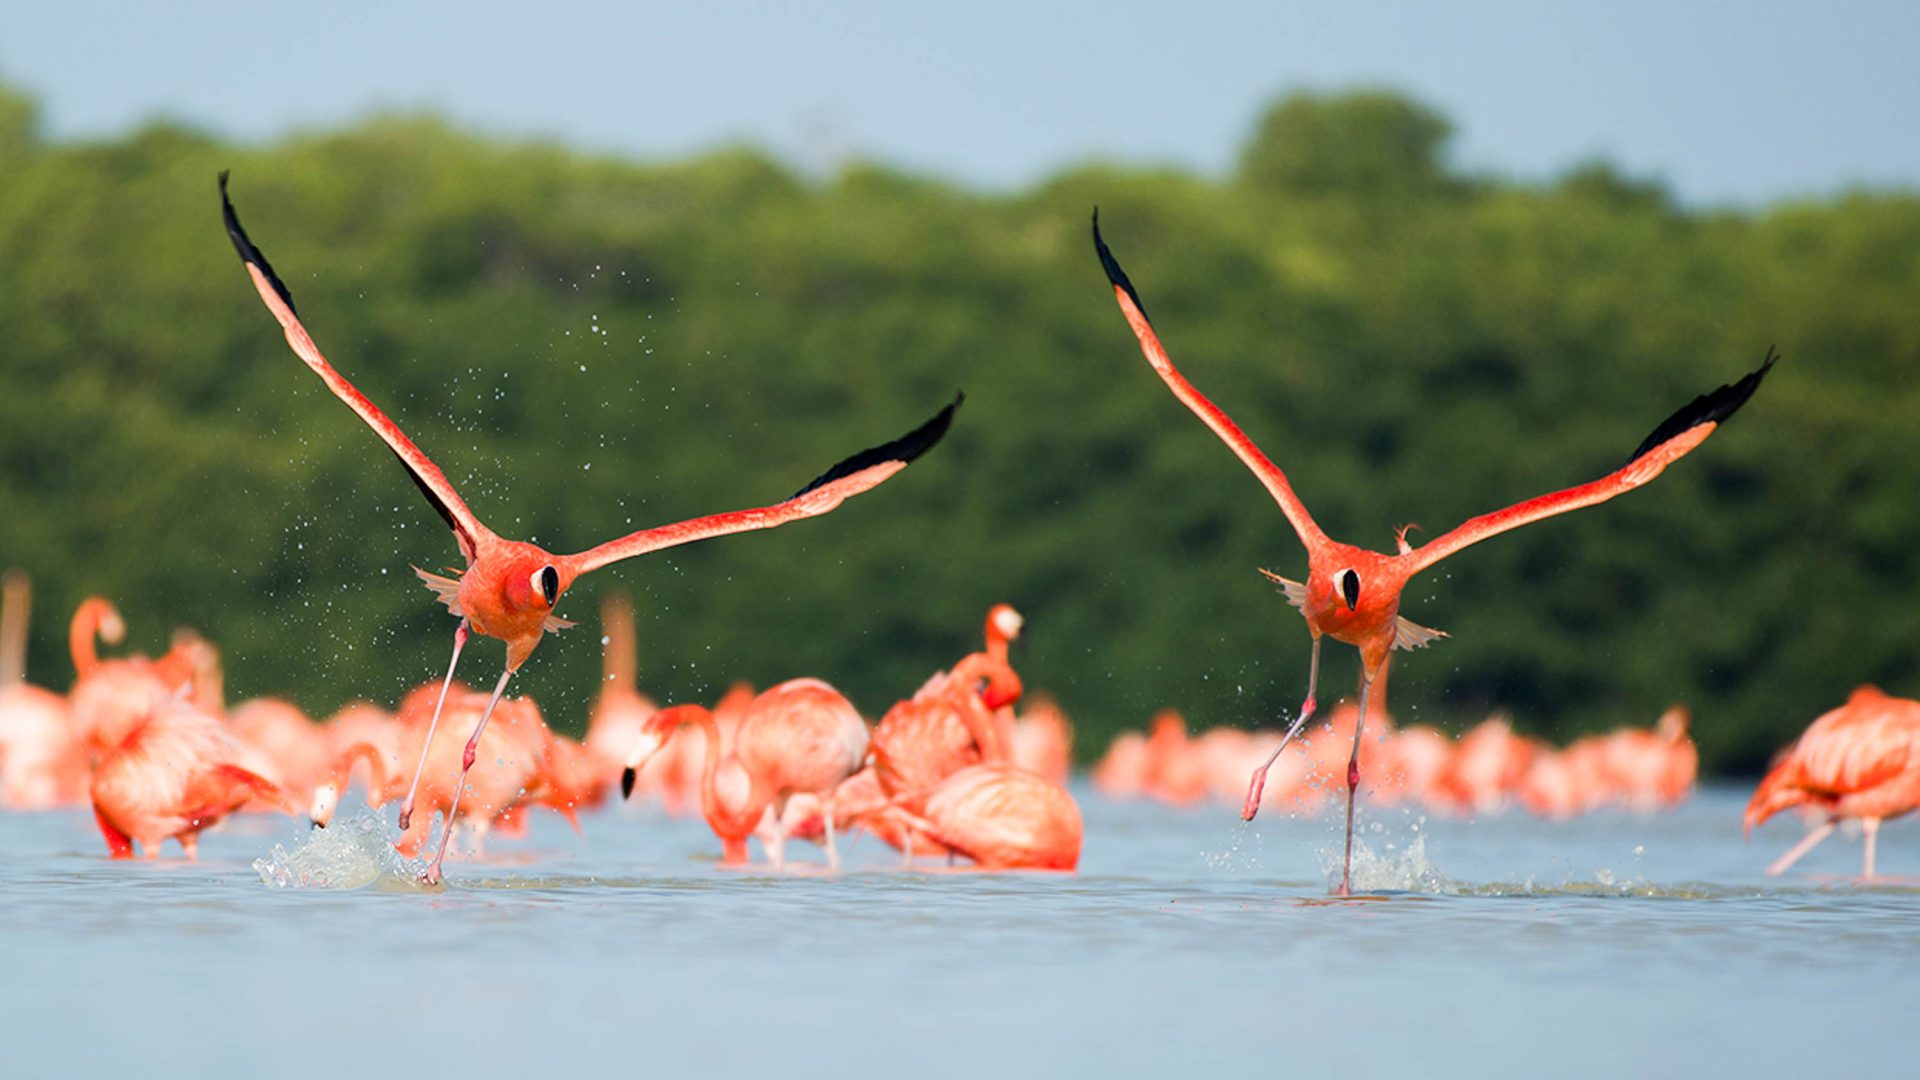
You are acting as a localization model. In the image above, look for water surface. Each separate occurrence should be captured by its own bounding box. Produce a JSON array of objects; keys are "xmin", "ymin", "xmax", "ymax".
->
[{"xmin": 3, "ymin": 785, "xmax": 1911, "ymax": 1078}]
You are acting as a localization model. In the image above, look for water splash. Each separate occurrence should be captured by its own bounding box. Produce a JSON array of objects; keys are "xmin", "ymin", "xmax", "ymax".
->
[
  {"xmin": 1323, "ymin": 833, "xmax": 1455, "ymax": 894},
  {"xmin": 252, "ymin": 807, "xmax": 421, "ymax": 890}
]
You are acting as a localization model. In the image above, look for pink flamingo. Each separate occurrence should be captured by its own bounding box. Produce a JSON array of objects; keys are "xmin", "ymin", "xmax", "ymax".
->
[
  {"xmin": 309, "ymin": 741, "xmax": 394, "ymax": 827},
  {"xmin": 222, "ymin": 175, "xmax": 959, "ymax": 883},
  {"xmin": 1746, "ymin": 686, "xmax": 1920, "ymax": 878},
  {"xmin": 1095, "ymin": 214, "xmax": 1772, "ymax": 893},
  {"xmin": 0, "ymin": 571, "xmax": 85, "ymax": 808},
  {"xmin": 625, "ymin": 678, "xmax": 869, "ymax": 868},
  {"xmin": 90, "ymin": 697, "xmax": 296, "ymax": 858}
]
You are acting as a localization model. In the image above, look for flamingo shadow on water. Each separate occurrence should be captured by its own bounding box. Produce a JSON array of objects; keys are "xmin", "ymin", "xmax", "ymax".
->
[
  {"xmin": 220, "ymin": 173, "xmax": 961, "ymax": 884},
  {"xmin": 1092, "ymin": 211, "xmax": 1773, "ymax": 896}
]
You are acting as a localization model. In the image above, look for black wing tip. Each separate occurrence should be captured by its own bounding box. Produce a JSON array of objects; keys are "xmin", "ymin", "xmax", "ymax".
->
[
  {"xmin": 218, "ymin": 170, "xmax": 298, "ymax": 316},
  {"xmin": 1627, "ymin": 346, "xmax": 1778, "ymax": 465},
  {"xmin": 790, "ymin": 391, "xmax": 964, "ymax": 500},
  {"xmin": 1090, "ymin": 207, "xmax": 1150, "ymax": 324}
]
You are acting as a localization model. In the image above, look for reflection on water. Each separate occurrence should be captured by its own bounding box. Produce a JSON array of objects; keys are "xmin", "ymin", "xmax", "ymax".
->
[{"xmin": 2, "ymin": 785, "xmax": 1914, "ymax": 1078}]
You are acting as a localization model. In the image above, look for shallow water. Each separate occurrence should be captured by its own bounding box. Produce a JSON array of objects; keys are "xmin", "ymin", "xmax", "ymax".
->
[{"xmin": 3, "ymin": 785, "xmax": 1912, "ymax": 1078}]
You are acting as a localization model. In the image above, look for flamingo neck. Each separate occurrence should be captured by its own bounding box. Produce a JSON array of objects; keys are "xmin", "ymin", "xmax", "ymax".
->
[
  {"xmin": 334, "ymin": 741, "xmax": 390, "ymax": 803},
  {"xmin": 0, "ymin": 571, "xmax": 27, "ymax": 686},
  {"xmin": 673, "ymin": 707, "xmax": 763, "ymax": 842},
  {"xmin": 69, "ymin": 598, "xmax": 117, "ymax": 679},
  {"xmin": 601, "ymin": 595, "xmax": 636, "ymax": 690}
]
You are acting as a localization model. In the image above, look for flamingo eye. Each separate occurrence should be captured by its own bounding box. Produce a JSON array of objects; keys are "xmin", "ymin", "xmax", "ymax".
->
[
  {"xmin": 1337, "ymin": 569, "xmax": 1361, "ymax": 610},
  {"xmin": 531, "ymin": 566, "xmax": 559, "ymax": 606}
]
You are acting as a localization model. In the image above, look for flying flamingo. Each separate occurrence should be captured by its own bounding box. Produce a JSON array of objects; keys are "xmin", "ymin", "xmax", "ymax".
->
[
  {"xmin": 221, "ymin": 174, "xmax": 960, "ymax": 883},
  {"xmin": 623, "ymin": 678, "xmax": 869, "ymax": 868},
  {"xmin": 1093, "ymin": 213, "xmax": 1774, "ymax": 894},
  {"xmin": 1745, "ymin": 685, "xmax": 1920, "ymax": 879}
]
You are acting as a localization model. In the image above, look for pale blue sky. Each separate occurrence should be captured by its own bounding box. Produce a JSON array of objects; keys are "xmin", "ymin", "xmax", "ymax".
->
[{"xmin": 6, "ymin": 1, "xmax": 1916, "ymax": 205}]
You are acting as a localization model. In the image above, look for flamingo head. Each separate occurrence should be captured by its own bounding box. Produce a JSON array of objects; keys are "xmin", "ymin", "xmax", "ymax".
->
[
  {"xmin": 309, "ymin": 781, "xmax": 340, "ymax": 829},
  {"xmin": 619, "ymin": 726, "xmax": 667, "ymax": 801},
  {"xmin": 987, "ymin": 603, "xmax": 1024, "ymax": 647}
]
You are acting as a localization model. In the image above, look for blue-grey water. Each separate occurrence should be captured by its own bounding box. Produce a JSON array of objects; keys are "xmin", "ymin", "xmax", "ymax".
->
[{"xmin": 2, "ymin": 785, "xmax": 1911, "ymax": 1079}]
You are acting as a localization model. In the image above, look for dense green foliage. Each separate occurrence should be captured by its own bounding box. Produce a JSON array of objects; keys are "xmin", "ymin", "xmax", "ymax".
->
[{"xmin": 3, "ymin": 82, "xmax": 1916, "ymax": 773}]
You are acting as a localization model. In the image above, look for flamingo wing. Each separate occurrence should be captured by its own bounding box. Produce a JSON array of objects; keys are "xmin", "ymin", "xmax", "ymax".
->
[
  {"xmin": 562, "ymin": 393, "xmax": 960, "ymax": 576},
  {"xmin": 1092, "ymin": 212, "xmax": 1328, "ymax": 552},
  {"xmin": 1401, "ymin": 350, "xmax": 1775, "ymax": 575},
  {"xmin": 220, "ymin": 173, "xmax": 487, "ymax": 561}
]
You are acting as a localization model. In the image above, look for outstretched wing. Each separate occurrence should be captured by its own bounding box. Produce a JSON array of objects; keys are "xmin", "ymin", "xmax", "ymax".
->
[
  {"xmin": 562, "ymin": 393, "xmax": 961, "ymax": 576},
  {"xmin": 1401, "ymin": 350, "xmax": 1776, "ymax": 575},
  {"xmin": 1092, "ymin": 212, "xmax": 1327, "ymax": 552},
  {"xmin": 220, "ymin": 173, "xmax": 487, "ymax": 561}
]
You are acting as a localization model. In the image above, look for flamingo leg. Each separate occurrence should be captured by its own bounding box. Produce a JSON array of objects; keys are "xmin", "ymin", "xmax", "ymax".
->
[
  {"xmin": 1862, "ymin": 818, "xmax": 1879, "ymax": 881},
  {"xmin": 766, "ymin": 798, "xmax": 789, "ymax": 871},
  {"xmin": 399, "ymin": 619, "xmax": 470, "ymax": 831},
  {"xmin": 1338, "ymin": 667, "xmax": 1379, "ymax": 897},
  {"xmin": 1766, "ymin": 819, "xmax": 1837, "ymax": 876},
  {"xmin": 823, "ymin": 791, "xmax": 841, "ymax": 871},
  {"xmin": 1243, "ymin": 635, "xmax": 1322, "ymax": 820},
  {"xmin": 423, "ymin": 664, "xmax": 514, "ymax": 884}
]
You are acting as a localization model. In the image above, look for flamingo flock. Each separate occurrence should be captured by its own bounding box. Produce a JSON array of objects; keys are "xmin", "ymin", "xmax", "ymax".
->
[
  {"xmin": 1092, "ymin": 705, "xmax": 1697, "ymax": 820},
  {"xmin": 0, "ymin": 575, "xmax": 1082, "ymax": 872},
  {"xmin": 10, "ymin": 180, "xmax": 1920, "ymax": 893}
]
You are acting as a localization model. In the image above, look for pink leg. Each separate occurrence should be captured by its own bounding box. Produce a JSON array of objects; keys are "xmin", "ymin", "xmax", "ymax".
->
[
  {"xmin": 423, "ymin": 664, "xmax": 514, "ymax": 884},
  {"xmin": 1338, "ymin": 668, "xmax": 1380, "ymax": 897},
  {"xmin": 1862, "ymin": 818, "xmax": 1879, "ymax": 881},
  {"xmin": 1244, "ymin": 635, "xmax": 1322, "ymax": 821},
  {"xmin": 399, "ymin": 620, "xmax": 469, "ymax": 831},
  {"xmin": 1766, "ymin": 818, "xmax": 1836, "ymax": 876}
]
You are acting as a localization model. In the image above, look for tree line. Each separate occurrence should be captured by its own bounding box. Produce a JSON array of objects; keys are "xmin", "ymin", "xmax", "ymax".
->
[{"xmin": 2, "ymin": 83, "xmax": 1916, "ymax": 773}]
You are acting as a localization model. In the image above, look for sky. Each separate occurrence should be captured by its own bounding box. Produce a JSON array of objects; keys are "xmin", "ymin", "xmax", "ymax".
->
[{"xmin": 5, "ymin": 1, "xmax": 1917, "ymax": 206}]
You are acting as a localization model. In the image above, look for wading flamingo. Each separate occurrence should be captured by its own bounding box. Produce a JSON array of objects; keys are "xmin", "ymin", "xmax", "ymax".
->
[
  {"xmin": 221, "ymin": 174, "xmax": 960, "ymax": 883},
  {"xmin": 309, "ymin": 741, "xmax": 393, "ymax": 828},
  {"xmin": 624, "ymin": 678, "xmax": 869, "ymax": 868},
  {"xmin": 896, "ymin": 763, "xmax": 1083, "ymax": 870},
  {"xmin": 1093, "ymin": 213, "xmax": 1773, "ymax": 894},
  {"xmin": 0, "ymin": 572, "xmax": 85, "ymax": 808},
  {"xmin": 90, "ymin": 697, "xmax": 297, "ymax": 858},
  {"xmin": 1745, "ymin": 686, "xmax": 1920, "ymax": 879}
]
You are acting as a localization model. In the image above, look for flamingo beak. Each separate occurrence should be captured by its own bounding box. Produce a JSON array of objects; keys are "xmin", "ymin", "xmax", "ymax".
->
[
  {"xmin": 621, "ymin": 730, "xmax": 664, "ymax": 800},
  {"xmin": 309, "ymin": 782, "xmax": 339, "ymax": 829}
]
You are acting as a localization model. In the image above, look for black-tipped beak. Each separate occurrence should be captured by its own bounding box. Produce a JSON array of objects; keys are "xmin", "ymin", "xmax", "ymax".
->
[
  {"xmin": 310, "ymin": 819, "xmax": 325, "ymax": 831},
  {"xmin": 1340, "ymin": 571, "xmax": 1360, "ymax": 612},
  {"xmin": 620, "ymin": 767, "xmax": 637, "ymax": 800}
]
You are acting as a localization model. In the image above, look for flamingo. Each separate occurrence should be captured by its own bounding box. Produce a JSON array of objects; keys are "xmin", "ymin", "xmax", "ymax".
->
[
  {"xmin": 1596, "ymin": 706, "xmax": 1698, "ymax": 810},
  {"xmin": 220, "ymin": 174, "xmax": 960, "ymax": 883},
  {"xmin": 581, "ymin": 592, "xmax": 658, "ymax": 804},
  {"xmin": 895, "ymin": 764, "xmax": 1083, "ymax": 870},
  {"xmin": 867, "ymin": 607, "xmax": 1027, "ymax": 823},
  {"xmin": 0, "ymin": 572, "xmax": 85, "ymax": 809},
  {"xmin": 387, "ymin": 681, "xmax": 548, "ymax": 860},
  {"xmin": 1093, "ymin": 213, "xmax": 1774, "ymax": 894},
  {"xmin": 1745, "ymin": 685, "xmax": 1920, "ymax": 879},
  {"xmin": 90, "ymin": 696, "xmax": 297, "ymax": 858},
  {"xmin": 623, "ymin": 678, "xmax": 868, "ymax": 868},
  {"xmin": 1010, "ymin": 695, "xmax": 1074, "ymax": 785},
  {"xmin": 66, "ymin": 599, "xmax": 207, "ymax": 760},
  {"xmin": 309, "ymin": 741, "xmax": 393, "ymax": 828}
]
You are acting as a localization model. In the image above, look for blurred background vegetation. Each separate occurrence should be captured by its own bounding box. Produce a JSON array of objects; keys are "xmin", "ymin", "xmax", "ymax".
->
[{"xmin": 2, "ymin": 81, "xmax": 1915, "ymax": 773}]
